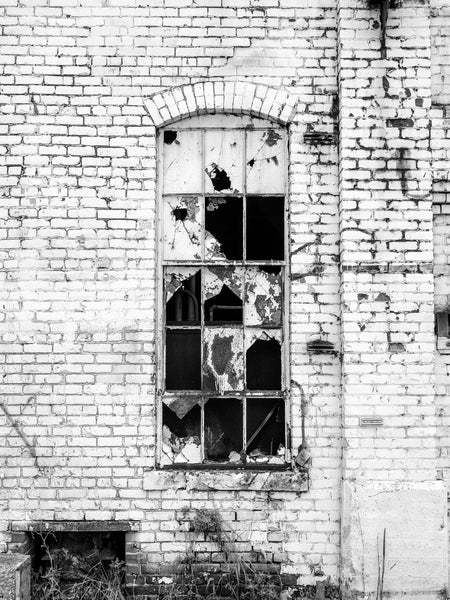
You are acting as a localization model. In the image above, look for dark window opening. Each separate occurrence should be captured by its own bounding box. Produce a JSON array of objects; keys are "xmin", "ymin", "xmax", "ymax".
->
[
  {"xmin": 246, "ymin": 338, "xmax": 282, "ymax": 390},
  {"xmin": 166, "ymin": 330, "xmax": 201, "ymax": 390},
  {"xmin": 31, "ymin": 530, "xmax": 126, "ymax": 592},
  {"xmin": 246, "ymin": 398, "xmax": 285, "ymax": 458},
  {"xmin": 166, "ymin": 271, "xmax": 201, "ymax": 325},
  {"xmin": 246, "ymin": 196, "xmax": 284, "ymax": 260},
  {"xmin": 205, "ymin": 197, "xmax": 243, "ymax": 260},
  {"xmin": 205, "ymin": 398, "xmax": 243, "ymax": 461},
  {"xmin": 204, "ymin": 284, "xmax": 243, "ymax": 323}
]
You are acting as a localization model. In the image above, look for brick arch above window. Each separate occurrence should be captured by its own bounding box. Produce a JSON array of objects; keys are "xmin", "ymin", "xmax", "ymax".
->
[{"xmin": 144, "ymin": 82, "xmax": 298, "ymax": 127}]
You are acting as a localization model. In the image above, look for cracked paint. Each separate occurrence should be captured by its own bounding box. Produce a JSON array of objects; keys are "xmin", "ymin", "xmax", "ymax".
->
[
  {"xmin": 163, "ymin": 196, "xmax": 202, "ymax": 261},
  {"xmin": 246, "ymin": 129, "xmax": 285, "ymax": 194},
  {"xmin": 245, "ymin": 267, "xmax": 282, "ymax": 326},
  {"xmin": 203, "ymin": 328, "xmax": 244, "ymax": 393},
  {"xmin": 203, "ymin": 267, "xmax": 243, "ymax": 302}
]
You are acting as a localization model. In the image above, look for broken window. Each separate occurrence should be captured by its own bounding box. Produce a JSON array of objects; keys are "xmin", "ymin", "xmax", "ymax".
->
[{"xmin": 159, "ymin": 116, "xmax": 288, "ymax": 466}]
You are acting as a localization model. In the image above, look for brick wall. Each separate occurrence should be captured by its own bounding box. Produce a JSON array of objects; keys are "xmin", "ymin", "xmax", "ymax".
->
[
  {"xmin": 0, "ymin": 0, "xmax": 341, "ymax": 594},
  {"xmin": 0, "ymin": 0, "xmax": 449, "ymax": 598}
]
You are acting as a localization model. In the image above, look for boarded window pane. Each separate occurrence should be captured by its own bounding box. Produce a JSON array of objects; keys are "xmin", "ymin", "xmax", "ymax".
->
[
  {"xmin": 246, "ymin": 129, "xmax": 284, "ymax": 194},
  {"xmin": 163, "ymin": 130, "xmax": 202, "ymax": 194},
  {"xmin": 204, "ymin": 130, "xmax": 243, "ymax": 194},
  {"xmin": 166, "ymin": 329, "xmax": 201, "ymax": 390},
  {"xmin": 205, "ymin": 398, "xmax": 243, "ymax": 461},
  {"xmin": 163, "ymin": 195, "xmax": 202, "ymax": 261},
  {"xmin": 246, "ymin": 196, "xmax": 284, "ymax": 260}
]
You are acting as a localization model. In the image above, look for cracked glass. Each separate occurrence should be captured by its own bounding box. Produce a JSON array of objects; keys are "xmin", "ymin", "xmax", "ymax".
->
[{"xmin": 160, "ymin": 117, "xmax": 288, "ymax": 467}]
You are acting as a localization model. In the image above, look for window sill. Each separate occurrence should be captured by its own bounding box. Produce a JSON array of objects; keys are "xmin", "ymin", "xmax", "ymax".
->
[
  {"xmin": 143, "ymin": 467, "xmax": 309, "ymax": 493},
  {"xmin": 436, "ymin": 337, "xmax": 450, "ymax": 353}
]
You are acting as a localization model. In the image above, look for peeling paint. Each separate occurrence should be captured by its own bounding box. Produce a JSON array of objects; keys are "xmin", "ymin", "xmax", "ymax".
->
[
  {"xmin": 165, "ymin": 268, "xmax": 200, "ymax": 302},
  {"xmin": 203, "ymin": 328, "xmax": 244, "ymax": 393},
  {"xmin": 163, "ymin": 396, "xmax": 200, "ymax": 420},
  {"xmin": 203, "ymin": 266, "xmax": 243, "ymax": 302},
  {"xmin": 245, "ymin": 328, "xmax": 282, "ymax": 350},
  {"xmin": 245, "ymin": 267, "xmax": 282, "ymax": 326}
]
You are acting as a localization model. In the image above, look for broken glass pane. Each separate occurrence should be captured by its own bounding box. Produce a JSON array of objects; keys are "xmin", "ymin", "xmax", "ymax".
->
[
  {"xmin": 246, "ymin": 129, "xmax": 285, "ymax": 194},
  {"xmin": 203, "ymin": 327, "xmax": 244, "ymax": 392},
  {"xmin": 246, "ymin": 196, "xmax": 284, "ymax": 260},
  {"xmin": 245, "ymin": 266, "xmax": 282, "ymax": 326},
  {"xmin": 205, "ymin": 196, "xmax": 243, "ymax": 260},
  {"xmin": 163, "ymin": 130, "xmax": 202, "ymax": 194},
  {"xmin": 204, "ymin": 130, "xmax": 243, "ymax": 194},
  {"xmin": 204, "ymin": 267, "xmax": 243, "ymax": 324},
  {"xmin": 246, "ymin": 329, "xmax": 282, "ymax": 390},
  {"xmin": 166, "ymin": 329, "xmax": 201, "ymax": 390},
  {"xmin": 165, "ymin": 268, "xmax": 200, "ymax": 302},
  {"xmin": 163, "ymin": 196, "xmax": 202, "ymax": 261},
  {"xmin": 246, "ymin": 398, "xmax": 285, "ymax": 463},
  {"xmin": 166, "ymin": 269, "xmax": 201, "ymax": 325},
  {"xmin": 161, "ymin": 403, "xmax": 201, "ymax": 465},
  {"xmin": 204, "ymin": 397, "xmax": 243, "ymax": 462}
]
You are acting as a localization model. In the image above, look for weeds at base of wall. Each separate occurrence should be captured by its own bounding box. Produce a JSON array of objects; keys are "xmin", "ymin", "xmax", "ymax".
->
[
  {"xmin": 159, "ymin": 509, "xmax": 340, "ymax": 600},
  {"xmin": 30, "ymin": 532, "xmax": 126, "ymax": 600}
]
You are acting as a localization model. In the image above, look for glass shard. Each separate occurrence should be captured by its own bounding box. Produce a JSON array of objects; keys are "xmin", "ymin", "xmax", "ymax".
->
[
  {"xmin": 246, "ymin": 398, "xmax": 285, "ymax": 463},
  {"xmin": 245, "ymin": 266, "xmax": 282, "ymax": 326},
  {"xmin": 166, "ymin": 270, "xmax": 201, "ymax": 325},
  {"xmin": 204, "ymin": 130, "xmax": 243, "ymax": 194},
  {"xmin": 161, "ymin": 404, "xmax": 201, "ymax": 465},
  {"xmin": 205, "ymin": 196, "xmax": 243, "ymax": 260},
  {"xmin": 163, "ymin": 195, "xmax": 202, "ymax": 261},
  {"xmin": 204, "ymin": 267, "xmax": 243, "ymax": 324},
  {"xmin": 246, "ymin": 129, "xmax": 285, "ymax": 194}
]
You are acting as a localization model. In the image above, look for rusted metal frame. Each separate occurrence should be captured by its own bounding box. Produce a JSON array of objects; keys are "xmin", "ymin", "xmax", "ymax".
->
[
  {"xmin": 200, "ymin": 130, "xmax": 206, "ymax": 462},
  {"xmin": 283, "ymin": 126, "xmax": 291, "ymax": 462},
  {"xmin": 242, "ymin": 128, "xmax": 248, "ymax": 453},
  {"xmin": 155, "ymin": 128, "xmax": 165, "ymax": 467}
]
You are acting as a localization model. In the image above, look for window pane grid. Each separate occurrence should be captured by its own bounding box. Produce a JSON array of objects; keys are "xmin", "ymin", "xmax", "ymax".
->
[{"xmin": 160, "ymin": 123, "xmax": 288, "ymax": 467}]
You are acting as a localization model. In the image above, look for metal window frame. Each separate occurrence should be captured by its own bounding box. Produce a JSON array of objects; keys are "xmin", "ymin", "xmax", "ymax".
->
[{"xmin": 155, "ymin": 114, "xmax": 291, "ymax": 468}]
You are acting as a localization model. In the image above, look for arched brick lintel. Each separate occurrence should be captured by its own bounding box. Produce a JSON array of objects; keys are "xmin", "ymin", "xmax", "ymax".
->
[{"xmin": 144, "ymin": 82, "xmax": 298, "ymax": 127}]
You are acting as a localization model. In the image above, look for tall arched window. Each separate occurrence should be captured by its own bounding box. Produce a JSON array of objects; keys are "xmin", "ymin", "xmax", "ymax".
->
[{"xmin": 157, "ymin": 114, "xmax": 289, "ymax": 467}]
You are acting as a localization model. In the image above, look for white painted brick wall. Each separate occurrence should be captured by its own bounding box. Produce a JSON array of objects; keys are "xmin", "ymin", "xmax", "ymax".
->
[{"xmin": 0, "ymin": 0, "xmax": 448, "ymax": 597}]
